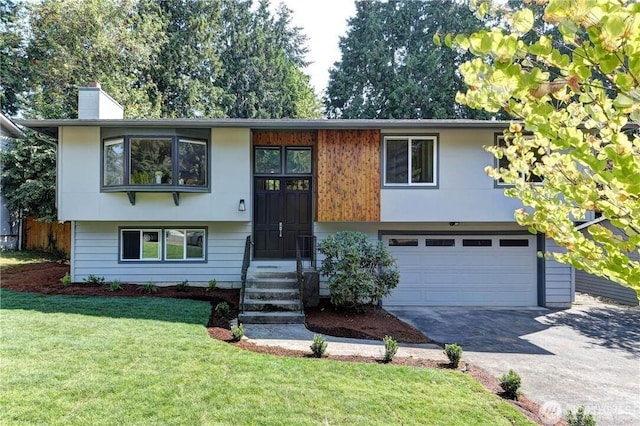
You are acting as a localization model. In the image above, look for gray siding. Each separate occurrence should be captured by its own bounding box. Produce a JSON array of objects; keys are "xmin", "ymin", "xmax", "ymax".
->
[
  {"xmin": 575, "ymin": 270, "xmax": 638, "ymax": 306},
  {"xmin": 71, "ymin": 221, "xmax": 250, "ymax": 287},
  {"xmin": 544, "ymin": 238, "xmax": 574, "ymax": 307}
]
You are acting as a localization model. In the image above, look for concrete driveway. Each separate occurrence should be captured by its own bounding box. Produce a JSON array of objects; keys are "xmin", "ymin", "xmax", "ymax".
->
[{"xmin": 387, "ymin": 297, "xmax": 640, "ymax": 426}]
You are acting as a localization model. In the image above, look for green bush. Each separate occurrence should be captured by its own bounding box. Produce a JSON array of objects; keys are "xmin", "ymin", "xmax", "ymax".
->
[
  {"xmin": 206, "ymin": 279, "xmax": 217, "ymax": 291},
  {"xmin": 499, "ymin": 369, "xmax": 521, "ymax": 400},
  {"xmin": 176, "ymin": 280, "xmax": 189, "ymax": 292},
  {"xmin": 107, "ymin": 279, "xmax": 123, "ymax": 292},
  {"xmin": 231, "ymin": 323, "xmax": 245, "ymax": 342},
  {"xmin": 60, "ymin": 272, "xmax": 72, "ymax": 287},
  {"xmin": 137, "ymin": 282, "xmax": 158, "ymax": 294},
  {"xmin": 215, "ymin": 301, "xmax": 230, "ymax": 316},
  {"xmin": 444, "ymin": 343, "xmax": 463, "ymax": 367},
  {"xmin": 83, "ymin": 274, "xmax": 105, "ymax": 285},
  {"xmin": 567, "ymin": 406, "xmax": 596, "ymax": 426},
  {"xmin": 318, "ymin": 231, "xmax": 399, "ymax": 310},
  {"xmin": 310, "ymin": 334, "xmax": 328, "ymax": 358},
  {"xmin": 383, "ymin": 335, "xmax": 398, "ymax": 363}
]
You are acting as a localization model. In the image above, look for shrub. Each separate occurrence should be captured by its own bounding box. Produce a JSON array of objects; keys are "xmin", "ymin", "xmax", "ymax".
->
[
  {"xmin": 60, "ymin": 272, "xmax": 72, "ymax": 287},
  {"xmin": 83, "ymin": 274, "xmax": 105, "ymax": 285},
  {"xmin": 230, "ymin": 323, "xmax": 244, "ymax": 342},
  {"xmin": 215, "ymin": 301, "xmax": 230, "ymax": 316},
  {"xmin": 444, "ymin": 343, "xmax": 463, "ymax": 367},
  {"xmin": 318, "ymin": 231, "xmax": 399, "ymax": 310},
  {"xmin": 383, "ymin": 335, "xmax": 398, "ymax": 363},
  {"xmin": 206, "ymin": 279, "xmax": 218, "ymax": 291},
  {"xmin": 567, "ymin": 406, "xmax": 596, "ymax": 426},
  {"xmin": 137, "ymin": 282, "xmax": 158, "ymax": 294},
  {"xmin": 310, "ymin": 334, "xmax": 328, "ymax": 358},
  {"xmin": 176, "ymin": 280, "xmax": 189, "ymax": 292},
  {"xmin": 107, "ymin": 279, "xmax": 123, "ymax": 292},
  {"xmin": 499, "ymin": 369, "xmax": 522, "ymax": 399}
]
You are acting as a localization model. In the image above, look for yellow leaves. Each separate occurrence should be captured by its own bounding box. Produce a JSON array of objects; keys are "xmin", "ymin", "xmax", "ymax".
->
[
  {"xmin": 512, "ymin": 9, "xmax": 534, "ymax": 34},
  {"xmin": 529, "ymin": 76, "xmax": 579, "ymax": 99}
]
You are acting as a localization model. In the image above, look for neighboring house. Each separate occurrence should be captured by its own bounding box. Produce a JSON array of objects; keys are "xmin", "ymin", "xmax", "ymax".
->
[
  {"xmin": 574, "ymin": 218, "xmax": 639, "ymax": 306},
  {"xmin": 18, "ymin": 85, "xmax": 575, "ymax": 308},
  {"xmin": 0, "ymin": 113, "xmax": 25, "ymax": 250}
]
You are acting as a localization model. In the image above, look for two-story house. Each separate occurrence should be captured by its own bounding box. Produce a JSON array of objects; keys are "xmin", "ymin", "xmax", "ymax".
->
[{"xmin": 19, "ymin": 85, "xmax": 574, "ymax": 308}]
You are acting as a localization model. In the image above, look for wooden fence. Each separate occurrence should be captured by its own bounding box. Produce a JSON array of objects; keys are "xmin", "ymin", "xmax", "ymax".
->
[{"xmin": 23, "ymin": 217, "xmax": 71, "ymax": 256}]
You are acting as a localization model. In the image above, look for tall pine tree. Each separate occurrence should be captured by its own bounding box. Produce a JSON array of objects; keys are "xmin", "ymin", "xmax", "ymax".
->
[{"xmin": 325, "ymin": 0, "xmax": 490, "ymax": 119}]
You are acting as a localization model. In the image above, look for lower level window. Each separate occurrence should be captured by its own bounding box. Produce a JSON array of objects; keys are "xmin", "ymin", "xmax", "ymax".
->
[{"xmin": 120, "ymin": 228, "xmax": 205, "ymax": 261}]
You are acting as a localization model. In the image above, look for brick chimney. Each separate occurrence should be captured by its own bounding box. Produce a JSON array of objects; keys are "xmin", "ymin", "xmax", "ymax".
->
[{"xmin": 78, "ymin": 82, "xmax": 124, "ymax": 119}]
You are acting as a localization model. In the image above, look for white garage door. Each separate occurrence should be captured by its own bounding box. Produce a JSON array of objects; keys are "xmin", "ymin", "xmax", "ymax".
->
[{"xmin": 383, "ymin": 235, "xmax": 537, "ymax": 307}]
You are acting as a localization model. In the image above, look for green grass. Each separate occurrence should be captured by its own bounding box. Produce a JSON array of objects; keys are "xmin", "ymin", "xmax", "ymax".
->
[
  {"xmin": 0, "ymin": 250, "xmax": 57, "ymax": 270},
  {"xmin": 0, "ymin": 290, "xmax": 534, "ymax": 425},
  {"xmin": 143, "ymin": 242, "xmax": 202, "ymax": 259}
]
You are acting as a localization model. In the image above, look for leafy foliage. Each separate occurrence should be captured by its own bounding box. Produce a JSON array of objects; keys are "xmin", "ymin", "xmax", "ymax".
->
[
  {"xmin": 325, "ymin": 0, "xmax": 491, "ymax": 119},
  {"xmin": 83, "ymin": 275, "xmax": 105, "ymax": 285},
  {"xmin": 0, "ymin": 132, "xmax": 56, "ymax": 221},
  {"xmin": 444, "ymin": 343, "xmax": 463, "ymax": 367},
  {"xmin": 207, "ymin": 279, "xmax": 218, "ymax": 291},
  {"xmin": 448, "ymin": 0, "xmax": 640, "ymax": 289},
  {"xmin": 59, "ymin": 272, "xmax": 71, "ymax": 288},
  {"xmin": 137, "ymin": 282, "xmax": 158, "ymax": 294},
  {"xmin": 230, "ymin": 323, "xmax": 245, "ymax": 342},
  {"xmin": 567, "ymin": 405, "xmax": 596, "ymax": 426},
  {"xmin": 499, "ymin": 369, "xmax": 521, "ymax": 400},
  {"xmin": 318, "ymin": 231, "xmax": 399, "ymax": 311},
  {"xmin": 107, "ymin": 280, "xmax": 123, "ymax": 292},
  {"xmin": 382, "ymin": 335, "xmax": 398, "ymax": 363},
  {"xmin": 215, "ymin": 301, "xmax": 230, "ymax": 316},
  {"xmin": 176, "ymin": 280, "xmax": 190, "ymax": 292},
  {"xmin": 310, "ymin": 334, "xmax": 328, "ymax": 358}
]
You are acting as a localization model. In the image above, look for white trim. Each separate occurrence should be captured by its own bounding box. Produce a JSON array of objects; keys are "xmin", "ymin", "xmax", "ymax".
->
[{"xmin": 574, "ymin": 216, "xmax": 607, "ymax": 231}]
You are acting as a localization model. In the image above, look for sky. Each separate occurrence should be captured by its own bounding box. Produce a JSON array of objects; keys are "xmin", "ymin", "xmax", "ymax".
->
[{"xmin": 270, "ymin": 0, "xmax": 357, "ymax": 97}]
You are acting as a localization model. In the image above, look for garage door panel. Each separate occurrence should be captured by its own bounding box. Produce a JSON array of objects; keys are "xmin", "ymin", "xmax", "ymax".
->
[{"xmin": 384, "ymin": 234, "xmax": 537, "ymax": 307}]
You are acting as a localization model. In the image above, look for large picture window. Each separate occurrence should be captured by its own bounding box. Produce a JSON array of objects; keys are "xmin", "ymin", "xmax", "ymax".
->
[
  {"xmin": 384, "ymin": 136, "xmax": 437, "ymax": 186},
  {"xmin": 103, "ymin": 136, "xmax": 208, "ymax": 189},
  {"xmin": 120, "ymin": 228, "xmax": 206, "ymax": 262}
]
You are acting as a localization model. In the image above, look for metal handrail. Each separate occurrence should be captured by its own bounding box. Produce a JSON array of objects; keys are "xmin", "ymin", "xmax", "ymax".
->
[
  {"xmin": 240, "ymin": 235, "xmax": 252, "ymax": 313},
  {"xmin": 295, "ymin": 238, "xmax": 304, "ymax": 313}
]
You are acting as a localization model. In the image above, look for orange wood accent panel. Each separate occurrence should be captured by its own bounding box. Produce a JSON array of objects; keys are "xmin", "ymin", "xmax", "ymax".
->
[
  {"xmin": 252, "ymin": 130, "xmax": 316, "ymax": 146},
  {"xmin": 23, "ymin": 216, "xmax": 71, "ymax": 256},
  {"xmin": 316, "ymin": 129, "xmax": 380, "ymax": 222}
]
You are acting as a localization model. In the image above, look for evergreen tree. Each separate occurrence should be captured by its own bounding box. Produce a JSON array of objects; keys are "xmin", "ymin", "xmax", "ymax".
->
[{"xmin": 325, "ymin": 0, "xmax": 490, "ymax": 119}]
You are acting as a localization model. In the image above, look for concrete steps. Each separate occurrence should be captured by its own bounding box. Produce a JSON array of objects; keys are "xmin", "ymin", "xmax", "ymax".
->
[{"xmin": 239, "ymin": 262, "xmax": 305, "ymax": 324}]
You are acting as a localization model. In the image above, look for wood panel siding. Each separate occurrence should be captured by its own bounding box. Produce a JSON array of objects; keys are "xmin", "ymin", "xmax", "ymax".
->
[
  {"xmin": 252, "ymin": 130, "xmax": 316, "ymax": 146},
  {"xmin": 316, "ymin": 129, "xmax": 380, "ymax": 222}
]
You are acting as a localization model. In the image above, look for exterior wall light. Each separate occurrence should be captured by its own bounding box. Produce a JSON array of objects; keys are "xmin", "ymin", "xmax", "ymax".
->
[
  {"xmin": 238, "ymin": 199, "xmax": 246, "ymax": 212},
  {"xmin": 449, "ymin": 221, "xmax": 460, "ymax": 226}
]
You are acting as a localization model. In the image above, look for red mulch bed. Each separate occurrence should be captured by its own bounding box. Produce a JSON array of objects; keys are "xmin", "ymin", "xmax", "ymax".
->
[{"xmin": 1, "ymin": 262, "xmax": 559, "ymax": 425}]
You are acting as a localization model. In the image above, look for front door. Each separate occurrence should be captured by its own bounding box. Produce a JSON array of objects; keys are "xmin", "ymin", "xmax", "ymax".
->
[{"xmin": 253, "ymin": 177, "xmax": 312, "ymax": 258}]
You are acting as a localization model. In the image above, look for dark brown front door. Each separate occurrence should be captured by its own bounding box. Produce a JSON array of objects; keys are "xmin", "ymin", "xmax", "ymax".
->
[{"xmin": 253, "ymin": 177, "xmax": 312, "ymax": 258}]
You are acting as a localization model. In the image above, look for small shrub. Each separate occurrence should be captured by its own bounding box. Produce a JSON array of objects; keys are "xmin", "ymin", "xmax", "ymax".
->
[
  {"xmin": 383, "ymin": 335, "xmax": 398, "ymax": 363},
  {"xmin": 215, "ymin": 301, "xmax": 230, "ymax": 316},
  {"xmin": 137, "ymin": 282, "xmax": 158, "ymax": 294},
  {"xmin": 499, "ymin": 369, "xmax": 522, "ymax": 399},
  {"xmin": 176, "ymin": 280, "xmax": 189, "ymax": 292},
  {"xmin": 206, "ymin": 279, "xmax": 218, "ymax": 291},
  {"xmin": 318, "ymin": 231, "xmax": 399, "ymax": 311},
  {"xmin": 567, "ymin": 406, "xmax": 596, "ymax": 426},
  {"xmin": 107, "ymin": 279, "xmax": 123, "ymax": 292},
  {"xmin": 83, "ymin": 274, "xmax": 105, "ymax": 285},
  {"xmin": 444, "ymin": 343, "xmax": 463, "ymax": 367},
  {"xmin": 230, "ymin": 323, "xmax": 245, "ymax": 342},
  {"xmin": 60, "ymin": 272, "xmax": 72, "ymax": 287},
  {"xmin": 310, "ymin": 334, "xmax": 328, "ymax": 358}
]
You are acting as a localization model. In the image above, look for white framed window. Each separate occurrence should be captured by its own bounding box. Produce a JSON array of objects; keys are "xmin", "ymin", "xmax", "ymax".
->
[
  {"xmin": 383, "ymin": 136, "xmax": 437, "ymax": 186},
  {"xmin": 120, "ymin": 228, "xmax": 205, "ymax": 262},
  {"xmin": 495, "ymin": 134, "xmax": 544, "ymax": 186}
]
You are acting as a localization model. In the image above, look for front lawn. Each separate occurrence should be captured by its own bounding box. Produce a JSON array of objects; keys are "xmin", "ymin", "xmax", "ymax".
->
[
  {"xmin": 0, "ymin": 290, "xmax": 533, "ymax": 425},
  {"xmin": 0, "ymin": 250, "xmax": 58, "ymax": 270}
]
